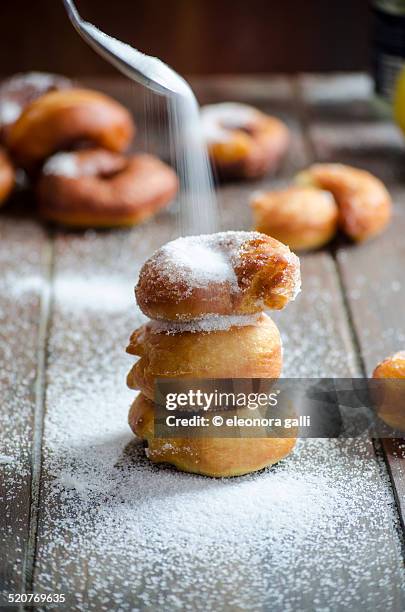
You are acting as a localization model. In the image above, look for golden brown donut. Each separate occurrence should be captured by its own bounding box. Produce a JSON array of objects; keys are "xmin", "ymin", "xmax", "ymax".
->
[
  {"xmin": 37, "ymin": 149, "xmax": 178, "ymax": 228},
  {"xmin": 201, "ymin": 103, "xmax": 289, "ymax": 180},
  {"xmin": 0, "ymin": 148, "xmax": 15, "ymax": 205},
  {"xmin": 373, "ymin": 351, "xmax": 405, "ymax": 379},
  {"xmin": 136, "ymin": 231, "xmax": 301, "ymax": 321},
  {"xmin": 128, "ymin": 393, "xmax": 296, "ymax": 478},
  {"xmin": 296, "ymin": 163, "xmax": 392, "ymax": 242},
  {"xmin": 372, "ymin": 352, "xmax": 405, "ymax": 431},
  {"xmin": 127, "ymin": 312, "xmax": 282, "ymax": 401},
  {"xmin": 6, "ymin": 88, "xmax": 134, "ymax": 168},
  {"xmin": 251, "ymin": 186, "xmax": 339, "ymax": 251},
  {"xmin": 0, "ymin": 72, "xmax": 72, "ymax": 142}
]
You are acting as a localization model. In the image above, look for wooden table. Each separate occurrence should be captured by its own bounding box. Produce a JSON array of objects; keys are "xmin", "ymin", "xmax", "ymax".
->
[{"xmin": 1, "ymin": 74, "xmax": 405, "ymax": 611}]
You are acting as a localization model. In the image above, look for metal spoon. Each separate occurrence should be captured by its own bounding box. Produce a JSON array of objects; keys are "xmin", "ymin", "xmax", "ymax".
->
[{"xmin": 62, "ymin": 0, "xmax": 191, "ymax": 97}]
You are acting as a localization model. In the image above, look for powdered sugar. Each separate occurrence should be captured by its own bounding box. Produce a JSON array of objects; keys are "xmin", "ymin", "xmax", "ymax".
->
[
  {"xmin": 149, "ymin": 313, "xmax": 262, "ymax": 334},
  {"xmin": 201, "ymin": 102, "xmax": 260, "ymax": 143},
  {"xmin": 5, "ymin": 72, "xmax": 63, "ymax": 91},
  {"xmin": 0, "ymin": 454, "xmax": 15, "ymax": 464},
  {"xmin": 54, "ymin": 274, "xmax": 134, "ymax": 314},
  {"xmin": 157, "ymin": 232, "xmax": 250, "ymax": 288},
  {"xmin": 42, "ymin": 152, "xmax": 81, "ymax": 178},
  {"xmin": 144, "ymin": 232, "xmax": 260, "ymax": 297},
  {"xmin": 0, "ymin": 225, "xmax": 399, "ymax": 608},
  {"xmin": 76, "ymin": 19, "xmax": 218, "ymax": 234},
  {"xmin": 0, "ymin": 218, "xmax": 47, "ymax": 596},
  {"xmin": 83, "ymin": 24, "xmax": 191, "ymax": 98},
  {"xmin": 0, "ymin": 72, "xmax": 72, "ymax": 127},
  {"xmin": 25, "ymin": 231, "xmax": 404, "ymax": 610},
  {"xmin": 0, "ymin": 100, "xmax": 21, "ymax": 125},
  {"xmin": 138, "ymin": 231, "xmax": 300, "ymax": 311}
]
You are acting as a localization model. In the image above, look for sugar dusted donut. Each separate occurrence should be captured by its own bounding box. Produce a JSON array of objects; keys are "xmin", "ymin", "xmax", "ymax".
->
[
  {"xmin": 0, "ymin": 148, "xmax": 15, "ymax": 205},
  {"xmin": 37, "ymin": 149, "xmax": 178, "ymax": 228},
  {"xmin": 6, "ymin": 88, "xmax": 134, "ymax": 168},
  {"xmin": 127, "ymin": 312, "xmax": 282, "ymax": 400},
  {"xmin": 372, "ymin": 352, "xmax": 405, "ymax": 431},
  {"xmin": 251, "ymin": 186, "xmax": 339, "ymax": 251},
  {"xmin": 201, "ymin": 103, "xmax": 289, "ymax": 180},
  {"xmin": 136, "ymin": 231, "xmax": 301, "ymax": 321},
  {"xmin": 296, "ymin": 163, "xmax": 392, "ymax": 242},
  {"xmin": 129, "ymin": 394, "xmax": 296, "ymax": 478},
  {"xmin": 0, "ymin": 72, "xmax": 72, "ymax": 141}
]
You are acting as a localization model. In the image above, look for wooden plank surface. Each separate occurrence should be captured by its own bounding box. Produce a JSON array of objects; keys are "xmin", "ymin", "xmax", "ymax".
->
[
  {"xmin": 0, "ymin": 75, "xmax": 404, "ymax": 610},
  {"xmin": 0, "ymin": 207, "xmax": 51, "ymax": 606},
  {"xmin": 26, "ymin": 77, "xmax": 404, "ymax": 611},
  {"xmin": 300, "ymin": 73, "xmax": 405, "ymax": 545},
  {"xmin": 31, "ymin": 217, "xmax": 405, "ymax": 611}
]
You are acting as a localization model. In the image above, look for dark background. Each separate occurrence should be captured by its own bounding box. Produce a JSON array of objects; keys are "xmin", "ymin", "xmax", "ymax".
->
[{"xmin": 0, "ymin": 0, "xmax": 371, "ymax": 77}]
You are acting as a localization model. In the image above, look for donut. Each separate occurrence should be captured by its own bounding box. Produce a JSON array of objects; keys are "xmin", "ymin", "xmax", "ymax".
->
[
  {"xmin": 6, "ymin": 88, "xmax": 135, "ymax": 168},
  {"xmin": 127, "ymin": 312, "xmax": 282, "ymax": 401},
  {"xmin": 296, "ymin": 163, "xmax": 392, "ymax": 242},
  {"xmin": 135, "ymin": 231, "xmax": 301, "ymax": 321},
  {"xmin": 372, "ymin": 352, "xmax": 405, "ymax": 431},
  {"xmin": 373, "ymin": 351, "xmax": 405, "ymax": 379},
  {"xmin": 128, "ymin": 231, "xmax": 299, "ymax": 477},
  {"xmin": 0, "ymin": 72, "xmax": 72, "ymax": 142},
  {"xmin": 251, "ymin": 186, "xmax": 339, "ymax": 251},
  {"xmin": 128, "ymin": 394, "xmax": 296, "ymax": 478},
  {"xmin": 201, "ymin": 103, "xmax": 289, "ymax": 180},
  {"xmin": 37, "ymin": 149, "xmax": 178, "ymax": 228},
  {"xmin": 0, "ymin": 148, "xmax": 15, "ymax": 205}
]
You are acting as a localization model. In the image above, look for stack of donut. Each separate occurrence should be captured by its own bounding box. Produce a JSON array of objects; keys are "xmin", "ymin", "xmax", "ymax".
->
[
  {"xmin": 0, "ymin": 72, "xmax": 178, "ymax": 226},
  {"xmin": 251, "ymin": 163, "xmax": 392, "ymax": 250},
  {"xmin": 126, "ymin": 230, "xmax": 301, "ymax": 477}
]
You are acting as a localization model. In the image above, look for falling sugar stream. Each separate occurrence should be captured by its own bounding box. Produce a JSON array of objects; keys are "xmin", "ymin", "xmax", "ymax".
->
[
  {"xmin": 166, "ymin": 91, "xmax": 219, "ymax": 235},
  {"xmin": 76, "ymin": 22, "xmax": 219, "ymax": 236}
]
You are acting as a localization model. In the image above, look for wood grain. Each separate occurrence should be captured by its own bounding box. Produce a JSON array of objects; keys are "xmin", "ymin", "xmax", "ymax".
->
[
  {"xmin": 300, "ymin": 72, "xmax": 405, "ymax": 544},
  {"xmin": 0, "ymin": 75, "xmax": 404, "ymax": 610},
  {"xmin": 0, "ymin": 212, "xmax": 50, "ymax": 606},
  {"xmin": 29, "ymin": 77, "xmax": 405, "ymax": 610}
]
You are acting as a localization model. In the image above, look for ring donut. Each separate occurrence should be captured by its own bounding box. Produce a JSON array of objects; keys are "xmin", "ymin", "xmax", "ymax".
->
[
  {"xmin": 37, "ymin": 149, "xmax": 178, "ymax": 228},
  {"xmin": 127, "ymin": 312, "xmax": 283, "ymax": 400},
  {"xmin": 129, "ymin": 393, "xmax": 296, "ymax": 478},
  {"xmin": 0, "ymin": 148, "xmax": 15, "ymax": 205},
  {"xmin": 128, "ymin": 231, "xmax": 299, "ymax": 477},
  {"xmin": 251, "ymin": 186, "xmax": 339, "ymax": 251},
  {"xmin": 6, "ymin": 88, "xmax": 135, "ymax": 169},
  {"xmin": 0, "ymin": 72, "xmax": 72, "ymax": 142},
  {"xmin": 201, "ymin": 103, "xmax": 289, "ymax": 180},
  {"xmin": 296, "ymin": 163, "xmax": 392, "ymax": 242},
  {"xmin": 136, "ymin": 231, "xmax": 301, "ymax": 321}
]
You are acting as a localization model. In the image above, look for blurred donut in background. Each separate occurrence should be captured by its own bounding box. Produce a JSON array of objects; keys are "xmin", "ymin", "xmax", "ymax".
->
[
  {"xmin": 0, "ymin": 72, "xmax": 72, "ymax": 143},
  {"xmin": 296, "ymin": 163, "xmax": 392, "ymax": 242},
  {"xmin": 37, "ymin": 149, "xmax": 178, "ymax": 228},
  {"xmin": 6, "ymin": 88, "xmax": 135, "ymax": 169},
  {"xmin": 251, "ymin": 186, "xmax": 339, "ymax": 251},
  {"xmin": 201, "ymin": 102, "xmax": 289, "ymax": 180}
]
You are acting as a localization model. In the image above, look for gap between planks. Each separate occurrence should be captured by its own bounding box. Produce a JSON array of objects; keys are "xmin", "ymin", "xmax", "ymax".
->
[{"xmin": 21, "ymin": 231, "xmax": 55, "ymax": 610}]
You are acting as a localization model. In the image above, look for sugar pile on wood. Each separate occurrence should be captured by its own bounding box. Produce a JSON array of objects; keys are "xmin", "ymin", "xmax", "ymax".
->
[{"xmin": 31, "ymin": 233, "xmax": 404, "ymax": 611}]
